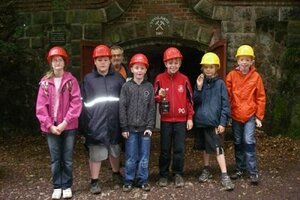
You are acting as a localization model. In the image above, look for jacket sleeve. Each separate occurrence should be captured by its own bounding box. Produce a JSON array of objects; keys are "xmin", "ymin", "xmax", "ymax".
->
[
  {"xmin": 186, "ymin": 79, "xmax": 194, "ymax": 120},
  {"xmin": 64, "ymin": 78, "xmax": 82, "ymax": 124},
  {"xmin": 78, "ymin": 79, "xmax": 89, "ymax": 136},
  {"xmin": 220, "ymin": 81, "xmax": 231, "ymax": 126},
  {"xmin": 146, "ymin": 85, "xmax": 156, "ymax": 130},
  {"xmin": 35, "ymin": 83, "xmax": 52, "ymax": 131},
  {"xmin": 119, "ymin": 84, "xmax": 129, "ymax": 132},
  {"xmin": 154, "ymin": 76, "xmax": 162, "ymax": 102},
  {"xmin": 193, "ymin": 85, "xmax": 202, "ymax": 106},
  {"xmin": 255, "ymin": 75, "xmax": 266, "ymax": 120}
]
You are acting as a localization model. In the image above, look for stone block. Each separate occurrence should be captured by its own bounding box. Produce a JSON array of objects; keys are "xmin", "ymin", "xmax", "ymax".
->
[
  {"xmin": 31, "ymin": 37, "xmax": 43, "ymax": 49},
  {"xmin": 105, "ymin": 2, "xmax": 124, "ymax": 22},
  {"xmin": 84, "ymin": 24, "xmax": 102, "ymax": 40},
  {"xmin": 199, "ymin": 27, "xmax": 213, "ymax": 45},
  {"xmin": 26, "ymin": 25, "xmax": 44, "ymax": 37},
  {"xmin": 233, "ymin": 7, "xmax": 254, "ymax": 21},
  {"xmin": 53, "ymin": 11, "xmax": 66, "ymax": 24},
  {"xmin": 275, "ymin": 31, "xmax": 287, "ymax": 43},
  {"xmin": 193, "ymin": 0, "xmax": 214, "ymax": 18},
  {"xmin": 32, "ymin": 11, "xmax": 51, "ymax": 24},
  {"xmin": 221, "ymin": 21, "xmax": 243, "ymax": 33},
  {"xmin": 17, "ymin": 13, "xmax": 31, "ymax": 26},
  {"xmin": 286, "ymin": 34, "xmax": 300, "ymax": 48},
  {"xmin": 17, "ymin": 38, "xmax": 30, "ymax": 48},
  {"xmin": 86, "ymin": 10, "xmax": 106, "ymax": 23},
  {"xmin": 243, "ymin": 21, "xmax": 256, "ymax": 33},
  {"xmin": 71, "ymin": 24, "xmax": 82, "ymax": 40},
  {"xmin": 255, "ymin": 7, "xmax": 278, "ymax": 21},
  {"xmin": 67, "ymin": 10, "xmax": 87, "ymax": 24},
  {"xmin": 172, "ymin": 20, "xmax": 185, "ymax": 38},
  {"xmin": 185, "ymin": 22, "xmax": 200, "ymax": 41},
  {"xmin": 213, "ymin": 6, "xmax": 233, "ymax": 21},
  {"xmin": 279, "ymin": 7, "xmax": 300, "ymax": 21},
  {"xmin": 71, "ymin": 40, "xmax": 80, "ymax": 56},
  {"xmin": 287, "ymin": 21, "xmax": 300, "ymax": 34}
]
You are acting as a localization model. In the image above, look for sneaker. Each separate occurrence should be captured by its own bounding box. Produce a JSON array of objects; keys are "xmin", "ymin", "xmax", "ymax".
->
[
  {"xmin": 174, "ymin": 174, "xmax": 184, "ymax": 188},
  {"xmin": 112, "ymin": 172, "xmax": 123, "ymax": 185},
  {"xmin": 158, "ymin": 177, "xmax": 168, "ymax": 187},
  {"xmin": 122, "ymin": 184, "xmax": 133, "ymax": 192},
  {"xmin": 230, "ymin": 170, "xmax": 244, "ymax": 180},
  {"xmin": 198, "ymin": 169, "xmax": 212, "ymax": 183},
  {"xmin": 141, "ymin": 183, "xmax": 151, "ymax": 191},
  {"xmin": 221, "ymin": 175, "xmax": 235, "ymax": 191},
  {"xmin": 90, "ymin": 182, "xmax": 101, "ymax": 194},
  {"xmin": 250, "ymin": 174, "xmax": 259, "ymax": 185},
  {"xmin": 62, "ymin": 188, "xmax": 72, "ymax": 199},
  {"xmin": 51, "ymin": 188, "xmax": 62, "ymax": 200}
]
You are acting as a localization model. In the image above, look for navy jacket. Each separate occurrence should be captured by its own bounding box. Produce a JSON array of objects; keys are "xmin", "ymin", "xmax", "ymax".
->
[
  {"xmin": 193, "ymin": 76, "xmax": 230, "ymax": 128},
  {"xmin": 80, "ymin": 66, "xmax": 125, "ymax": 145}
]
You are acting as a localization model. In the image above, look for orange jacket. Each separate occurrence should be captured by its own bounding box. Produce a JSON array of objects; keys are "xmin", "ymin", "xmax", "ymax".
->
[{"xmin": 226, "ymin": 66, "xmax": 266, "ymax": 123}]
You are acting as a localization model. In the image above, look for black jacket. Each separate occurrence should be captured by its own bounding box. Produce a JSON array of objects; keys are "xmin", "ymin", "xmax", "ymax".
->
[
  {"xmin": 119, "ymin": 79, "xmax": 155, "ymax": 132},
  {"xmin": 80, "ymin": 66, "xmax": 125, "ymax": 145}
]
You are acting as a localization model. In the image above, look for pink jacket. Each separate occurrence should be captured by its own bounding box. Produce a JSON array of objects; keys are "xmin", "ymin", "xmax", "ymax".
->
[{"xmin": 36, "ymin": 72, "xmax": 82, "ymax": 133}]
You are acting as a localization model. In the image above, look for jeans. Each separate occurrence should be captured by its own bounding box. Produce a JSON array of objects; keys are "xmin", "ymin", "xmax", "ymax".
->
[
  {"xmin": 232, "ymin": 116, "xmax": 258, "ymax": 175},
  {"xmin": 159, "ymin": 122, "xmax": 186, "ymax": 177},
  {"xmin": 47, "ymin": 129, "xmax": 76, "ymax": 189},
  {"xmin": 124, "ymin": 132, "xmax": 151, "ymax": 185}
]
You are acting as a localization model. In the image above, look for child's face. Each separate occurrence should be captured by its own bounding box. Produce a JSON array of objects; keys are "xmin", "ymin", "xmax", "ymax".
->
[
  {"xmin": 131, "ymin": 63, "xmax": 147, "ymax": 80},
  {"xmin": 202, "ymin": 64, "xmax": 217, "ymax": 78},
  {"xmin": 94, "ymin": 56, "xmax": 111, "ymax": 74},
  {"xmin": 165, "ymin": 58, "xmax": 181, "ymax": 74},
  {"xmin": 237, "ymin": 55, "xmax": 254, "ymax": 72},
  {"xmin": 51, "ymin": 56, "xmax": 65, "ymax": 71}
]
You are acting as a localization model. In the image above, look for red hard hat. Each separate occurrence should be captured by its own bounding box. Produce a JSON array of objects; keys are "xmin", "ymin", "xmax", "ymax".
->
[
  {"xmin": 129, "ymin": 53, "xmax": 149, "ymax": 68},
  {"xmin": 93, "ymin": 45, "xmax": 111, "ymax": 58},
  {"xmin": 47, "ymin": 46, "xmax": 68, "ymax": 64},
  {"xmin": 163, "ymin": 47, "xmax": 183, "ymax": 62}
]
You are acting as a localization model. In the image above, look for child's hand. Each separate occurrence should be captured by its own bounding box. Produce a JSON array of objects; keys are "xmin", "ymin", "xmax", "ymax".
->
[
  {"xmin": 144, "ymin": 129, "xmax": 152, "ymax": 136},
  {"xmin": 159, "ymin": 88, "xmax": 166, "ymax": 97},
  {"xmin": 57, "ymin": 120, "xmax": 67, "ymax": 133},
  {"xmin": 187, "ymin": 119, "xmax": 193, "ymax": 130},
  {"xmin": 196, "ymin": 73, "xmax": 205, "ymax": 90},
  {"xmin": 122, "ymin": 131, "xmax": 129, "ymax": 139},
  {"xmin": 216, "ymin": 125, "xmax": 225, "ymax": 134},
  {"xmin": 255, "ymin": 118, "xmax": 262, "ymax": 127},
  {"xmin": 50, "ymin": 125, "xmax": 60, "ymax": 135}
]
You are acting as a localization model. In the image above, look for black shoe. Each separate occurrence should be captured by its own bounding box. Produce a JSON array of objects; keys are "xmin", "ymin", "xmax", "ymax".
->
[
  {"xmin": 174, "ymin": 174, "xmax": 184, "ymax": 188},
  {"xmin": 250, "ymin": 174, "xmax": 259, "ymax": 185},
  {"xmin": 90, "ymin": 182, "xmax": 101, "ymax": 194},
  {"xmin": 199, "ymin": 169, "xmax": 212, "ymax": 183},
  {"xmin": 122, "ymin": 184, "xmax": 133, "ymax": 192},
  {"xmin": 221, "ymin": 175, "xmax": 235, "ymax": 191},
  {"xmin": 230, "ymin": 170, "xmax": 244, "ymax": 180},
  {"xmin": 112, "ymin": 172, "xmax": 123, "ymax": 185},
  {"xmin": 141, "ymin": 183, "xmax": 151, "ymax": 191},
  {"xmin": 158, "ymin": 177, "xmax": 168, "ymax": 187}
]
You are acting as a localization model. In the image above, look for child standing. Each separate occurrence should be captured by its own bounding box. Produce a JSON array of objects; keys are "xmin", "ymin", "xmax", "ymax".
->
[
  {"xmin": 36, "ymin": 46, "xmax": 82, "ymax": 199},
  {"xmin": 119, "ymin": 53, "xmax": 156, "ymax": 192},
  {"xmin": 80, "ymin": 44, "xmax": 125, "ymax": 194},
  {"xmin": 226, "ymin": 45, "xmax": 266, "ymax": 185},
  {"xmin": 193, "ymin": 52, "xmax": 234, "ymax": 191},
  {"xmin": 154, "ymin": 47, "xmax": 194, "ymax": 188}
]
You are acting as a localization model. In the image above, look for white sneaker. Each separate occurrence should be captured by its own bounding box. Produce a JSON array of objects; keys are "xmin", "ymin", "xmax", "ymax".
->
[
  {"xmin": 62, "ymin": 188, "xmax": 72, "ymax": 199},
  {"xmin": 52, "ymin": 188, "xmax": 62, "ymax": 199}
]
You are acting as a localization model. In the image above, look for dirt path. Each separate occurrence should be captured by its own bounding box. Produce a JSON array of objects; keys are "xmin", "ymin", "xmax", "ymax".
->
[{"xmin": 0, "ymin": 130, "xmax": 299, "ymax": 200}]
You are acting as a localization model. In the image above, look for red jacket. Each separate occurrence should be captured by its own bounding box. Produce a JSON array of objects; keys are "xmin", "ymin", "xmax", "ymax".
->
[
  {"xmin": 154, "ymin": 71, "xmax": 194, "ymax": 122},
  {"xmin": 226, "ymin": 66, "xmax": 266, "ymax": 123}
]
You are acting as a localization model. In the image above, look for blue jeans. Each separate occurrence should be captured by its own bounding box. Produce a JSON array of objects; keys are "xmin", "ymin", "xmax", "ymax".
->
[
  {"xmin": 232, "ymin": 116, "xmax": 258, "ymax": 175},
  {"xmin": 159, "ymin": 122, "xmax": 186, "ymax": 177},
  {"xmin": 124, "ymin": 132, "xmax": 151, "ymax": 185},
  {"xmin": 46, "ymin": 129, "xmax": 76, "ymax": 189}
]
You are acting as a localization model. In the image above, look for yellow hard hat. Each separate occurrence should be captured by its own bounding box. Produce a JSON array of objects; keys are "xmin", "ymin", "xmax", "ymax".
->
[
  {"xmin": 200, "ymin": 52, "xmax": 220, "ymax": 68},
  {"xmin": 235, "ymin": 45, "xmax": 255, "ymax": 58}
]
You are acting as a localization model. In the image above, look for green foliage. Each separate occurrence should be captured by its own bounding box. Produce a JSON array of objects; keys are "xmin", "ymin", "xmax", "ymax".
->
[
  {"xmin": 0, "ymin": 1, "xmax": 44, "ymax": 132},
  {"xmin": 269, "ymin": 48, "xmax": 300, "ymax": 138}
]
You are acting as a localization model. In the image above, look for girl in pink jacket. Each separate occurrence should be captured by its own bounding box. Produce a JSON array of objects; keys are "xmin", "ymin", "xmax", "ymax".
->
[{"xmin": 36, "ymin": 46, "xmax": 82, "ymax": 199}]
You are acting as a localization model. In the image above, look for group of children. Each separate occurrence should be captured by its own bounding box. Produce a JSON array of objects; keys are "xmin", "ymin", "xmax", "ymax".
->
[{"xmin": 35, "ymin": 44, "xmax": 266, "ymax": 199}]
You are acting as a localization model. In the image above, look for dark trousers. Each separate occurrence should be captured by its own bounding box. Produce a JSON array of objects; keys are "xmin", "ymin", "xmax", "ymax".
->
[{"xmin": 159, "ymin": 122, "xmax": 186, "ymax": 177}]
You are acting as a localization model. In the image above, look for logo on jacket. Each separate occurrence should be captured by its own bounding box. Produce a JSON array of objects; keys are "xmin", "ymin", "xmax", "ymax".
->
[
  {"xmin": 178, "ymin": 85, "xmax": 184, "ymax": 93},
  {"xmin": 178, "ymin": 108, "xmax": 185, "ymax": 114},
  {"xmin": 144, "ymin": 91, "xmax": 150, "ymax": 97}
]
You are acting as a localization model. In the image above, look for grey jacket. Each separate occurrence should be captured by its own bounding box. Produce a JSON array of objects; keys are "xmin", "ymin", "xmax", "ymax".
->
[{"xmin": 119, "ymin": 79, "xmax": 156, "ymax": 132}]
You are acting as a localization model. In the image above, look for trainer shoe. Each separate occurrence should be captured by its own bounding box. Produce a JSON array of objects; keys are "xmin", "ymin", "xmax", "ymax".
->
[
  {"xmin": 90, "ymin": 182, "xmax": 101, "ymax": 194},
  {"xmin": 221, "ymin": 175, "xmax": 235, "ymax": 191},
  {"xmin": 174, "ymin": 174, "xmax": 184, "ymax": 188},
  {"xmin": 141, "ymin": 183, "xmax": 151, "ymax": 191},
  {"xmin": 230, "ymin": 170, "xmax": 244, "ymax": 180},
  {"xmin": 62, "ymin": 188, "xmax": 72, "ymax": 199},
  {"xmin": 198, "ymin": 169, "xmax": 212, "ymax": 183},
  {"xmin": 158, "ymin": 177, "xmax": 168, "ymax": 187},
  {"xmin": 250, "ymin": 174, "xmax": 259, "ymax": 185},
  {"xmin": 51, "ymin": 188, "xmax": 62, "ymax": 200},
  {"xmin": 122, "ymin": 183, "xmax": 133, "ymax": 192}
]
